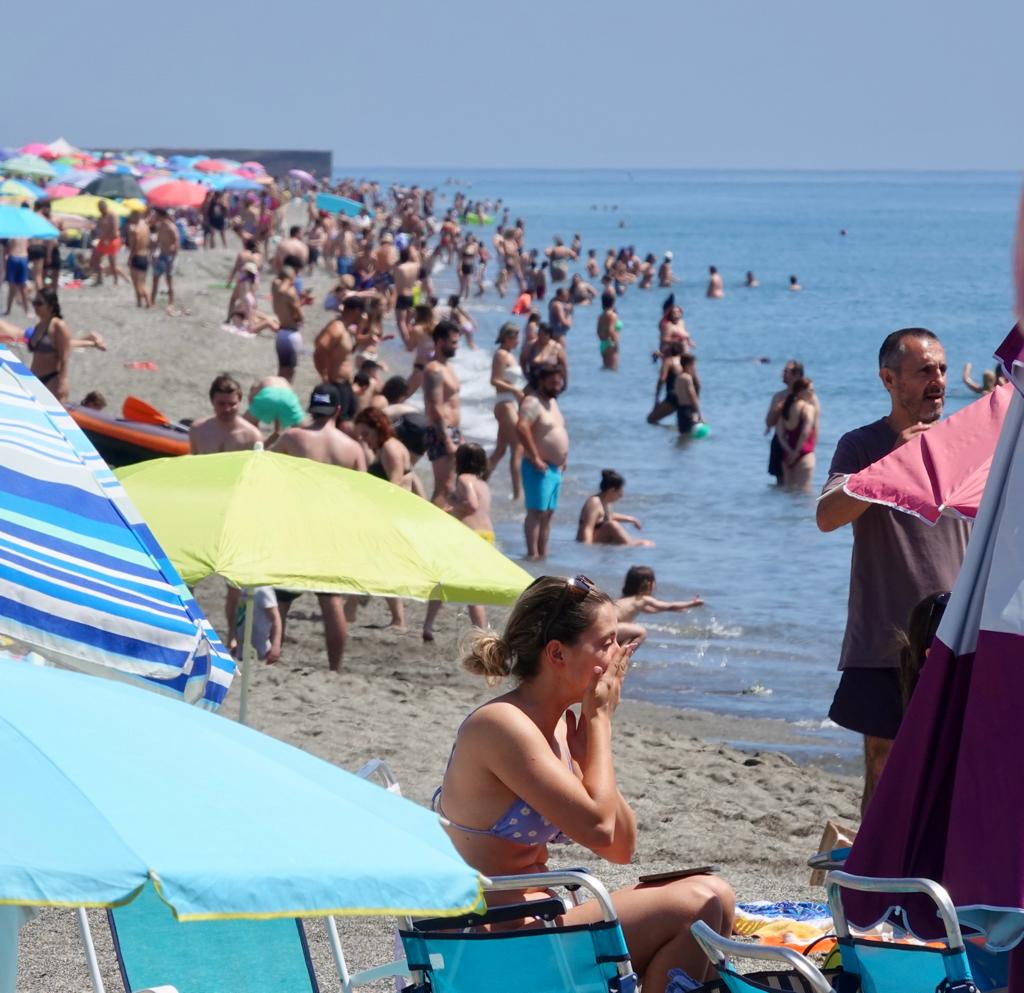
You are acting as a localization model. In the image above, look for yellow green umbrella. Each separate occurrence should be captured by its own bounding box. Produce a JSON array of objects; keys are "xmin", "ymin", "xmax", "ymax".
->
[
  {"xmin": 116, "ymin": 449, "xmax": 531, "ymax": 602},
  {"xmin": 117, "ymin": 450, "xmax": 531, "ymax": 722},
  {"xmin": 48, "ymin": 194, "xmax": 130, "ymax": 218}
]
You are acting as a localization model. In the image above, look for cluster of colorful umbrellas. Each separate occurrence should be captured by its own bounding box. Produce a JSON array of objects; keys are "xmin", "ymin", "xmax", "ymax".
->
[{"xmin": 0, "ymin": 139, "xmax": 278, "ymax": 215}]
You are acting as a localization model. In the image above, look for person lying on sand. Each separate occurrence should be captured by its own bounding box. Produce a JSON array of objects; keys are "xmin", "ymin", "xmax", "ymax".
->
[
  {"xmin": 433, "ymin": 575, "xmax": 734, "ymax": 993},
  {"xmin": 615, "ymin": 566, "xmax": 703, "ymax": 646}
]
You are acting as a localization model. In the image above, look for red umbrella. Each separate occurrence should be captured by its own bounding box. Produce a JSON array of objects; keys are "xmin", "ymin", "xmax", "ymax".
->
[
  {"xmin": 194, "ymin": 159, "xmax": 229, "ymax": 173},
  {"xmin": 147, "ymin": 180, "xmax": 208, "ymax": 209}
]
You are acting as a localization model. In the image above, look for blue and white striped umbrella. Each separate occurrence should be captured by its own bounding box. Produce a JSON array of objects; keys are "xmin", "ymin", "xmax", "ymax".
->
[{"xmin": 0, "ymin": 346, "xmax": 234, "ymax": 708}]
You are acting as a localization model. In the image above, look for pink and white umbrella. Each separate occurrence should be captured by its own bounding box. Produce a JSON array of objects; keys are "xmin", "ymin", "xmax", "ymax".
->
[
  {"xmin": 147, "ymin": 180, "xmax": 208, "ymax": 209},
  {"xmin": 843, "ymin": 376, "xmax": 1014, "ymax": 523},
  {"xmin": 842, "ymin": 316, "xmax": 1024, "ymax": 990}
]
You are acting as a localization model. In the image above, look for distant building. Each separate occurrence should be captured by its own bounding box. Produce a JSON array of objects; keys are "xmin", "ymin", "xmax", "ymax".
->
[{"xmin": 147, "ymin": 148, "xmax": 332, "ymax": 180}]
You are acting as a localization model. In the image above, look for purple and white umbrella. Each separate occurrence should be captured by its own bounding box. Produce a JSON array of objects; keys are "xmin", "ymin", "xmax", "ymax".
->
[{"xmin": 843, "ymin": 322, "xmax": 1024, "ymax": 984}]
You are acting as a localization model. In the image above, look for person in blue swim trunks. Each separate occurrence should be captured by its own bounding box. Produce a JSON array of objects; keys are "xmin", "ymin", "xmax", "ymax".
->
[
  {"xmin": 434, "ymin": 574, "xmax": 735, "ymax": 991},
  {"xmin": 516, "ymin": 364, "xmax": 568, "ymax": 559}
]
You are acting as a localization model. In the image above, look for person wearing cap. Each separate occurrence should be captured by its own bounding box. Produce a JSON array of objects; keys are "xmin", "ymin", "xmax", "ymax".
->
[
  {"xmin": 270, "ymin": 384, "xmax": 368, "ymax": 673},
  {"xmin": 658, "ymin": 252, "xmax": 678, "ymax": 288}
]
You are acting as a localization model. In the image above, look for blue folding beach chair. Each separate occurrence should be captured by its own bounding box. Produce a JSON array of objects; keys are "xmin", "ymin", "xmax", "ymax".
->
[
  {"xmin": 826, "ymin": 870, "xmax": 1005, "ymax": 993},
  {"xmin": 398, "ymin": 869, "xmax": 637, "ymax": 993},
  {"xmin": 107, "ymin": 881, "xmax": 320, "ymax": 993}
]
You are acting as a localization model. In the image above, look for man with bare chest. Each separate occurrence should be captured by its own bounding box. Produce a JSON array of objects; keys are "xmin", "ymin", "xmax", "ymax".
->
[
  {"xmin": 272, "ymin": 265, "xmax": 305, "ymax": 381},
  {"xmin": 126, "ymin": 211, "xmax": 152, "ymax": 308},
  {"xmin": 423, "ymin": 320, "xmax": 462, "ymax": 504},
  {"xmin": 189, "ymin": 375, "xmax": 263, "ymax": 454}
]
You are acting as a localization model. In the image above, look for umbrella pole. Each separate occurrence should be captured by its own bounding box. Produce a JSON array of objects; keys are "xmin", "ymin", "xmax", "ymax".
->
[
  {"xmin": 76, "ymin": 908, "xmax": 106, "ymax": 993},
  {"xmin": 324, "ymin": 916, "xmax": 353, "ymax": 993},
  {"xmin": 237, "ymin": 587, "xmax": 255, "ymax": 726}
]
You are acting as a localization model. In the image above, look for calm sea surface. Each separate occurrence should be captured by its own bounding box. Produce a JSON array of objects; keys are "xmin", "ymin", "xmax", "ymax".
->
[{"xmin": 352, "ymin": 167, "xmax": 1019, "ymax": 765}]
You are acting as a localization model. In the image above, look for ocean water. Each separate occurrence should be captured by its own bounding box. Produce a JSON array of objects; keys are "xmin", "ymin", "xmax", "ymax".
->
[{"xmin": 354, "ymin": 167, "xmax": 1020, "ymax": 765}]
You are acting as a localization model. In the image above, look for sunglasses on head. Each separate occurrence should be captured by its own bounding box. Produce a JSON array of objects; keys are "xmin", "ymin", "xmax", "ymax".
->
[{"xmin": 534, "ymin": 574, "xmax": 595, "ymax": 647}]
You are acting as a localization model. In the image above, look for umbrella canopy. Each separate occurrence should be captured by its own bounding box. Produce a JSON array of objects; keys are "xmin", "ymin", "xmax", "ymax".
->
[
  {"xmin": 0, "ymin": 205, "xmax": 59, "ymax": 239},
  {"xmin": 18, "ymin": 143, "xmax": 50, "ymax": 158},
  {"xmin": 316, "ymin": 191, "xmax": 365, "ymax": 218},
  {"xmin": 843, "ymin": 323, "xmax": 1024, "ymax": 952},
  {"xmin": 0, "ymin": 658, "xmax": 484, "ymax": 919},
  {"xmin": 289, "ymin": 168, "xmax": 316, "ymax": 185},
  {"xmin": 49, "ymin": 195, "xmax": 130, "ymax": 218},
  {"xmin": 58, "ymin": 167, "xmax": 101, "ymax": 189},
  {"xmin": 116, "ymin": 449, "xmax": 532, "ymax": 603},
  {"xmin": 239, "ymin": 160, "xmax": 266, "ymax": 172},
  {"xmin": 844, "ymin": 380, "xmax": 1014, "ymax": 523},
  {"xmin": 82, "ymin": 173, "xmax": 145, "ymax": 201},
  {"xmin": 0, "ymin": 155, "xmax": 56, "ymax": 179},
  {"xmin": 44, "ymin": 137, "xmax": 78, "ymax": 159},
  {"xmin": 194, "ymin": 158, "xmax": 230, "ymax": 173},
  {"xmin": 222, "ymin": 176, "xmax": 263, "ymax": 192},
  {"xmin": 0, "ymin": 345, "xmax": 234, "ymax": 706},
  {"xmin": 147, "ymin": 180, "xmax": 208, "ymax": 209},
  {"xmin": 0, "ymin": 179, "xmax": 42, "ymax": 203},
  {"xmin": 42, "ymin": 183, "xmax": 80, "ymax": 200}
]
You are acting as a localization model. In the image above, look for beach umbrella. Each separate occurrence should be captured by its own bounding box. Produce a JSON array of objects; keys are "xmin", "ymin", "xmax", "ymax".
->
[
  {"xmin": 0, "ymin": 155, "xmax": 55, "ymax": 180},
  {"xmin": 842, "ymin": 324, "xmax": 1024, "ymax": 966},
  {"xmin": 18, "ymin": 143, "xmax": 49, "ymax": 158},
  {"xmin": 48, "ymin": 195, "xmax": 130, "ymax": 219},
  {"xmin": 0, "ymin": 206, "xmax": 59, "ymax": 239},
  {"xmin": 57, "ymin": 167, "xmax": 100, "ymax": 189},
  {"xmin": 239, "ymin": 160, "xmax": 266, "ymax": 172},
  {"xmin": 194, "ymin": 158, "xmax": 230, "ymax": 173},
  {"xmin": 121, "ymin": 197, "xmax": 147, "ymax": 214},
  {"xmin": 222, "ymin": 176, "xmax": 263, "ymax": 192},
  {"xmin": 117, "ymin": 450, "xmax": 533, "ymax": 721},
  {"xmin": 0, "ymin": 345, "xmax": 234, "ymax": 706},
  {"xmin": 289, "ymin": 168, "xmax": 316, "ymax": 185},
  {"xmin": 81, "ymin": 173, "xmax": 145, "ymax": 200},
  {"xmin": 316, "ymin": 191, "xmax": 365, "ymax": 218},
  {"xmin": 0, "ymin": 179, "xmax": 40, "ymax": 203},
  {"xmin": 844, "ymin": 379, "xmax": 1013, "ymax": 524},
  {"xmin": 0, "ymin": 657, "xmax": 484, "ymax": 921},
  {"xmin": 146, "ymin": 180, "xmax": 208, "ymax": 209},
  {"xmin": 138, "ymin": 172, "xmax": 174, "ymax": 193},
  {"xmin": 43, "ymin": 137, "xmax": 78, "ymax": 159},
  {"xmin": 42, "ymin": 183, "xmax": 79, "ymax": 200}
]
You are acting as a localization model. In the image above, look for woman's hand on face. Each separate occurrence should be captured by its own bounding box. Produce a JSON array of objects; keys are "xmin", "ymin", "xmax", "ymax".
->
[{"xmin": 582, "ymin": 641, "xmax": 631, "ymax": 722}]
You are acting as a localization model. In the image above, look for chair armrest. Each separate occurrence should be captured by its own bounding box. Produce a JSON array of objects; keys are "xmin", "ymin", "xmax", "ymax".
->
[
  {"xmin": 355, "ymin": 758, "xmax": 402, "ymax": 794},
  {"xmin": 824, "ymin": 871, "xmax": 964, "ymax": 951},
  {"xmin": 691, "ymin": 921, "xmax": 833, "ymax": 993},
  {"xmin": 348, "ymin": 960, "xmax": 411, "ymax": 987}
]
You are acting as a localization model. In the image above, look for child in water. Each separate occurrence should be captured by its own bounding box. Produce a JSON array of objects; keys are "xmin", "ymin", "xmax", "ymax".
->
[
  {"xmin": 422, "ymin": 443, "xmax": 492, "ymax": 641},
  {"xmin": 615, "ymin": 565, "xmax": 703, "ymax": 645}
]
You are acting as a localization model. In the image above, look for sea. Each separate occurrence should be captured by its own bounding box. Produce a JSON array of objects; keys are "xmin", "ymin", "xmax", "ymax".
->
[{"xmin": 349, "ymin": 167, "xmax": 1020, "ymax": 769}]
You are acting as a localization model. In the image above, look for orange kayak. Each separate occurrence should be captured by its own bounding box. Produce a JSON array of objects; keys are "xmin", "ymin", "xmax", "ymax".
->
[{"xmin": 68, "ymin": 404, "xmax": 190, "ymax": 467}]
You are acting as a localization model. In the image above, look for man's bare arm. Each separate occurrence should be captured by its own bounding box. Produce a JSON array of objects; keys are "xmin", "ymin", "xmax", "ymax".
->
[{"xmin": 816, "ymin": 485, "xmax": 870, "ymax": 532}]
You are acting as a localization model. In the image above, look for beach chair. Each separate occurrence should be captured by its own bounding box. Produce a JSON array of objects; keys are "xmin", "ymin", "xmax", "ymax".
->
[
  {"xmin": 397, "ymin": 869, "xmax": 638, "ymax": 993},
  {"xmin": 826, "ymin": 870, "xmax": 1003, "ymax": 993},
  {"xmin": 691, "ymin": 920, "xmax": 837, "ymax": 993},
  {"xmin": 107, "ymin": 882, "xmax": 321, "ymax": 993}
]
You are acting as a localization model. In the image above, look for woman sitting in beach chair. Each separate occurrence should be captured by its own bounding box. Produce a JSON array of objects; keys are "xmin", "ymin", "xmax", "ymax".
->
[{"xmin": 433, "ymin": 575, "xmax": 735, "ymax": 993}]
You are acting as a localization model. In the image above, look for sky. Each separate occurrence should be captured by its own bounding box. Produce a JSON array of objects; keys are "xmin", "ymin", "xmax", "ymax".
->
[{"xmin": 7, "ymin": 0, "xmax": 1023, "ymax": 171}]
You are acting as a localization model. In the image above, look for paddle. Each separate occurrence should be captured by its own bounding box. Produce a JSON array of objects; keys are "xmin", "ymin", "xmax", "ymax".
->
[{"xmin": 122, "ymin": 395, "xmax": 172, "ymax": 427}]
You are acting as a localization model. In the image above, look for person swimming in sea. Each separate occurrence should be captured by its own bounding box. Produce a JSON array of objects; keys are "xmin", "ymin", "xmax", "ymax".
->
[{"xmin": 576, "ymin": 470, "xmax": 654, "ymax": 547}]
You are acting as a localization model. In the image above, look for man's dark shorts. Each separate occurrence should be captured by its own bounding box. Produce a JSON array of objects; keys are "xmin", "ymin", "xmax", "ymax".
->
[{"xmin": 829, "ymin": 667, "xmax": 902, "ymax": 740}]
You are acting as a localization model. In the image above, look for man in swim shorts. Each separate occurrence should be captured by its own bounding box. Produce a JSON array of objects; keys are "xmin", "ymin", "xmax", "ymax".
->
[
  {"xmin": 548, "ymin": 286, "xmax": 573, "ymax": 336},
  {"xmin": 313, "ymin": 296, "xmax": 372, "ymax": 429},
  {"xmin": 517, "ymin": 364, "xmax": 569, "ymax": 559},
  {"xmin": 272, "ymin": 264, "xmax": 306, "ymax": 382},
  {"xmin": 92, "ymin": 199, "xmax": 124, "ymax": 287},
  {"xmin": 423, "ymin": 320, "xmax": 463, "ymax": 504},
  {"xmin": 545, "ymin": 236, "xmax": 577, "ymax": 283},
  {"xmin": 125, "ymin": 210, "xmax": 152, "ymax": 309},
  {"xmin": 151, "ymin": 210, "xmax": 179, "ymax": 307},
  {"xmin": 3, "ymin": 233, "xmax": 30, "ymax": 315}
]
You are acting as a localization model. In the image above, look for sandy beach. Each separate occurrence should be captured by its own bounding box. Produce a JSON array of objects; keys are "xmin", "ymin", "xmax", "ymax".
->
[{"xmin": 9, "ymin": 232, "xmax": 859, "ymax": 990}]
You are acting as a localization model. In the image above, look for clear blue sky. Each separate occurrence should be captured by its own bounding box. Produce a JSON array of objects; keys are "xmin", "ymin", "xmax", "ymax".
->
[{"xmin": 8, "ymin": 0, "xmax": 1022, "ymax": 170}]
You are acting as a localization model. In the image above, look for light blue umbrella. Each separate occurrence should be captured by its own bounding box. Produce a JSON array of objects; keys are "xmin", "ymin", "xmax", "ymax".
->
[
  {"xmin": 222, "ymin": 176, "xmax": 263, "ymax": 192},
  {"xmin": 316, "ymin": 191, "xmax": 365, "ymax": 217},
  {"xmin": 0, "ymin": 658, "xmax": 484, "ymax": 919},
  {"xmin": 0, "ymin": 206, "xmax": 59, "ymax": 239}
]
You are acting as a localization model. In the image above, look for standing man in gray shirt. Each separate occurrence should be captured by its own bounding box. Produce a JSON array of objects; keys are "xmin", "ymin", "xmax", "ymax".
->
[{"xmin": 816, "ymin": 328, "xmax": 969, "ymax": 814}]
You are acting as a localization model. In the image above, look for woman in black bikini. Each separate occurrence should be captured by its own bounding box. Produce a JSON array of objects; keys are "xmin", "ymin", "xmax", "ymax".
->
[
  {"xmin": 576, "ymin": 469, "xmax": 655, "ymax": 547},
  {"xmin": 0, "ymin": 288, "xmax": 105, "ymax": 402}
]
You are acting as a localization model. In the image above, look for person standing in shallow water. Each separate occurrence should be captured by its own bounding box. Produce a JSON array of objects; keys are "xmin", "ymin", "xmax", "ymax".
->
[
  {"xmin": 705, "ymin": 266, "xmax": 723, "ymax": 298},
  {"xmin": 596, "ymin": 291, "xmax": 620, "ymax": 370},
  {"xmin": 433, "ymin": 575, "xmax": 735, "ymax": 992},
  {"xmin": 816, "ymin": 328, "xmax": 969, "ymax": 815}
]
